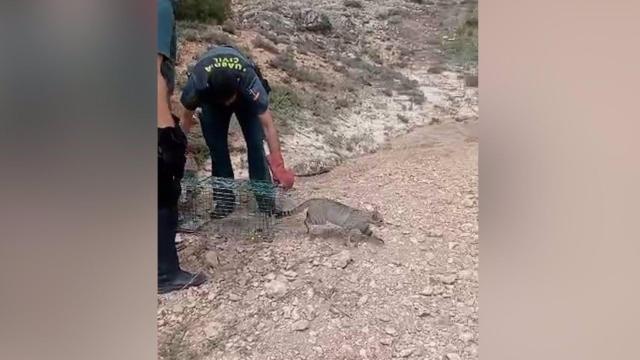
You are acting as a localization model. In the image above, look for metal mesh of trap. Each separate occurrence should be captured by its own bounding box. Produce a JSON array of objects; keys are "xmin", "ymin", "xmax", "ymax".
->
[{"xmin": 177, "ymin": 173, "xmax": 284, "ymax": 237}]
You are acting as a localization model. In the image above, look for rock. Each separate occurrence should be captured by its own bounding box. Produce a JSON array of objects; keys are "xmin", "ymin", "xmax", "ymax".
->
[
  {"xmin": 228, "ymin": 293, "xmax": 241, "ymax": 302},
  {"xmin": 443, "ymin": 354, "xmax": 461, "ymax": 360},
  {"xmin": 464, "ymin": 74, "xmax": 478, "ymax": 87},
  {"xmin": 221, "ymin": 21, "xmax": 236, "ymax": 34},
  {"xmin": 357, "ymin": 295, "xmax": 369, "ymax": 306},
  {"xmin": 398, "ymin": 348, "xmax": 414, "ymax": 357},
  {"xmin": 339, "ymin": 344, "xmax": 355, "ymax": 356},
  {"xmin": 265, "ymin": 272, "xmax": 276, "ymax": 281},
  {"xmin": 458, "ymin": 269, "xmax": 474, "ymax": 280},
  {"xmin": 463, "ymin": 198, "xmax": 475, "ymax": 208},
  {"xmin": 380, "ymin": 337, "xmax": 393, "ymax": 345},
  {"xmin": 291, "ymin": 308, "xmax": 301, "ymax": 321},
  {"xmin": 384, "ymin": 327, "xmax": 397, "ymax": 336},
  {"xmin": 292, "ymin": 319, "xmax": 310, "ymax": 331},
  {"xmin": 283, "ymin": 306, "xmax": 293, "ymax": 319},
  {"xmin": 344, "ymin": 0, "xmax": 363, "ymax": 8},
  {"xmin": 460, "ymin": 332, "xmax": 474, "ymax": 342},
  {"xmin": 283, "ymin": 270, "xmax": 298, "ymax": 279},
  {"xmin": 296, "ymin": 9, "xmax": 332, "ymax": 33},
  {"xmin": 203, "ymin": 322, "xmax": 223, "ymax": 339},
  {"xmin": 332, "ymin": 250, "xmax": 353, "ymax": 269},
  {"xmin": 205, "ymin": 250, "xmax": 221, "ymax": 267},
  {"xmin": 378, "ymin": 314, "xmax": 392, "ymax": 322},
  {"xmin": 427, "ymin": 229, "xmax": 444, "ymax": 238},
  {"xmin": 439, "ymin": 274, "xmax": 457, "ymax": 285},
  {"xmin": 265, "ymin": 277, "xmax": 288, "ymax": 298},
  {"xmin": 428, "ymin": 64, "xmax": 446, "ymax": 74},
  {"xmin": 313, "ymin": 346, "xmax": 323, "ymax": 353},
  {"xmin": 420, "ymin": 287, "xmax": 434, "ymax": 296},
  {"xmin": 420, "ymin": 286, "xmax": 444, "ymax": 296}
]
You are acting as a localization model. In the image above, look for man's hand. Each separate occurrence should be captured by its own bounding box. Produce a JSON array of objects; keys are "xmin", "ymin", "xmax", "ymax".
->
[{"xmin": 266, "ymin": 150, "xmax": 295, "ymax": 190}]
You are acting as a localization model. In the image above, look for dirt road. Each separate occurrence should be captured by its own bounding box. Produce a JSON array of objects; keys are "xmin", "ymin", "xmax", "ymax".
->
[{"xmin": 158, "ymin": 120, "xmax": 478, "ymax": 360}]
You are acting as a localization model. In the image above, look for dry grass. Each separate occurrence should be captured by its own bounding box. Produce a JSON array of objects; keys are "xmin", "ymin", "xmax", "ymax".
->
[
  {"xmin": 269, "ymin": 52, "xmax": 327, "ymax": 88},
  {"xmin": 252, "ymin": 35, "xmax": 280, "ymax": 54},
  {"xmin": 445, "ymin": 5, "xmax": 478, "ymax": 65},
  {"xmin": 344, "ymin": 0, "xmax": 363, "ymax": 8}
]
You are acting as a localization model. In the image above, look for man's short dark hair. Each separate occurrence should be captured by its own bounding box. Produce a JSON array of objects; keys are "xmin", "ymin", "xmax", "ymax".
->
[{"xmin": 207, "ymin": 70, "xmax": 240, "ymax": 103}]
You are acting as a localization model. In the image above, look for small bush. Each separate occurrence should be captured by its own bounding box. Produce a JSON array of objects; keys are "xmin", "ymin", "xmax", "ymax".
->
[
  {"xmin": 445, "ymin": 5, "xmax": 478, "ymax": 65},
  {"xmin": 344, "ymin": 0, "xmax": 363, "ymax": 8},
  {"xmin": 175, "ymin": 0, "xmax": 231, "ymax": 24},
  {"xmin": 270, "ymin": 85, "xmax": 303, "ymax": 131},
  {"xmin": 269, "ymin": 52, "xmax": 297, "ymax": 72},
  {"xmin": 252, "ymin": 36, "xmax": 280, "ymax": 54}
]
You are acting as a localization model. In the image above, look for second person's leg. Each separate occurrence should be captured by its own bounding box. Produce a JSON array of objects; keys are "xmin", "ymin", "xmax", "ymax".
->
[{"xmin": 199, "ymin": 105, "xmax": 236, "ymax": 217}]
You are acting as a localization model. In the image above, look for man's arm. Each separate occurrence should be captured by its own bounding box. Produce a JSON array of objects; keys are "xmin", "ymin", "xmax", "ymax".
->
[
  {"xmin": 258, "ymin": 109, "xmax": 282, "ymax": 156},
  {"xmin": 178, "ymin": 72, "xmax": 202, "ymax": 134},
  {"xmin": 259, "ymin": 109, "xmax": 295, "ymax": 189},
  {"xmin": 180, "ymin": 108, "xmax": 195, "ymax": 134},
  {"xmin": 157, "ymin": 55, "xmax": 175, "ymax": 128}
]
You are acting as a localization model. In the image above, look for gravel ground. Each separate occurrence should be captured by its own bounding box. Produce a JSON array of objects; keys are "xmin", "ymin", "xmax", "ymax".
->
[{"xmin": 158, "ymin": 121, "xmax": 478, "ymax": 360}]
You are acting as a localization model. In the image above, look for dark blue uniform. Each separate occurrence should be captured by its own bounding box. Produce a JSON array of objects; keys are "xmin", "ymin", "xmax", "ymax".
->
[
  {"xmin": 157, "ymin": 0, "xmax": 182, "ymax": 280},
  {"xmin": 180, "ymin": 46, "xmax": 272, "ymax": 183}
]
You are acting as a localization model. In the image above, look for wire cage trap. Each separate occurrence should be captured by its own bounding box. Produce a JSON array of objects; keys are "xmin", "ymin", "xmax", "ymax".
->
[{"xmin": 177, "ymin": 174, "xmax": 285, "ymax": 239}]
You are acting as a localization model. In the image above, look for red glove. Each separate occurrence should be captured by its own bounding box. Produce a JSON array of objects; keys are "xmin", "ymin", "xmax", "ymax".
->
[{"xmin": 266, "ymin": 150, "xmax": 295, "ymax": 190}]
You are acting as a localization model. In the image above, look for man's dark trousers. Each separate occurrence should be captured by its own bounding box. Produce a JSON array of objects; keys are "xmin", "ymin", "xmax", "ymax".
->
[
  {"xmin": 199, "ymin": 103, "xmax": 275, "ymax": 214},
  {"xmin": 158, "ymin": 126, "xmax": 186, "ymax": 277}
]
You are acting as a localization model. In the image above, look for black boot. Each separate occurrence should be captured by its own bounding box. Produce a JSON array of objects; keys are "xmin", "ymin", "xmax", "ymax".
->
[
  {"xmin": 158, "ymin": 269, "xmax": 208, "ymax": 294},
  {"xmin": 158, "ymin": 207, "xmax": 208, "ymax": 294}
]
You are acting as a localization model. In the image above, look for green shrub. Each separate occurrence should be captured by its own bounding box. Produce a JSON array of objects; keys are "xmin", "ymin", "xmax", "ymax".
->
[
  {"xmin": 446, "ymin": 5, "xmax": 478, "ymax": 65},
  {"xmin": 175, "ymin": 0, "xmax": 231, "ymax": 24}
]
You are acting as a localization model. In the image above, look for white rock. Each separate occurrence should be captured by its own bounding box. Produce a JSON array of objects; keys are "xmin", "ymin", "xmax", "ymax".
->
[
  {"xmin": 427, "ymin": 229, "xmax": 443, "ymax": 237},
  {"xmin": 283, "ymin": 270, "xmax": 298, "ymax": 279},
  {"xmin": 265, "ymin": 272, "xmax": 276, "ymax": 281},
  {"xmin": 460, "ymin": 332, "xmax": 474, "ymax": 342},
  {"xmin": 265, "ymin": 277, "xmax": 288, "ymax": 298},
  {"xmin": 458, "ymin": 269, "xmax": 473, "ymax": 280},
  {"xmin": 332, "ymin": 250, "xmax": 353, "ymax": 269},
  {"xmin": 203, "ymin": 322, "xmax": 222, "ymax": 339},
  {"xmin": 357, "ymin": 295, "xmax": 369, "ymax": 306},
  {"xmin": 292, "ymin": 319, "xmax": 310, "ymax": 331},
  {"xmin": 384, "ymin": 327, "xmax": 397, "ymax": 336},
  {"xmin": 439, "ymin": 274, "xmax": 457, "ymax": 285},
  {"xmin": 443, "ymin": 353, "xmax": 461, "ymax": 360},
  {"xmin": 398, "ymin": 348, "xmax": 414, "ymax": 357},
  {"xmin": 380, "ymin": 337, "xmax": 393, "ymax": 345},
  {"xmin": 205, "ymin": 250, "xmax": 221, "ymax": 267}
]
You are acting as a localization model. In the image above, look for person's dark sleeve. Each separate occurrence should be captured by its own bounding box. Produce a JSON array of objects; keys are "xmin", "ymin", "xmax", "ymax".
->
[
  {"xmin": 157, "ymin": 0, "xmax": 174, "ymax": 59},
  {"xmin": 242, "ymin": 71, "xmax": 270, "ymax": 115},
  {"xmin": 180, "ymin": 74, "xmax": 201, "ymax": 111}
]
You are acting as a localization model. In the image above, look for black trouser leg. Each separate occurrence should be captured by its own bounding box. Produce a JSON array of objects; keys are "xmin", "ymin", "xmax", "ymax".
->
[
  {"xmin": 158, "ymin": 125, "xmax": 186, "ymax": 278},
  {"xmin": 236, "ymin": 109, "xmax": 276, "ymax": 214},
  {"xmin": 158, "ymin": 206, "xmax": 180, "ymax": 277},
  {"xmin": 200, "ymin": 105, "xmax": 236, "ymax": 217}
]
